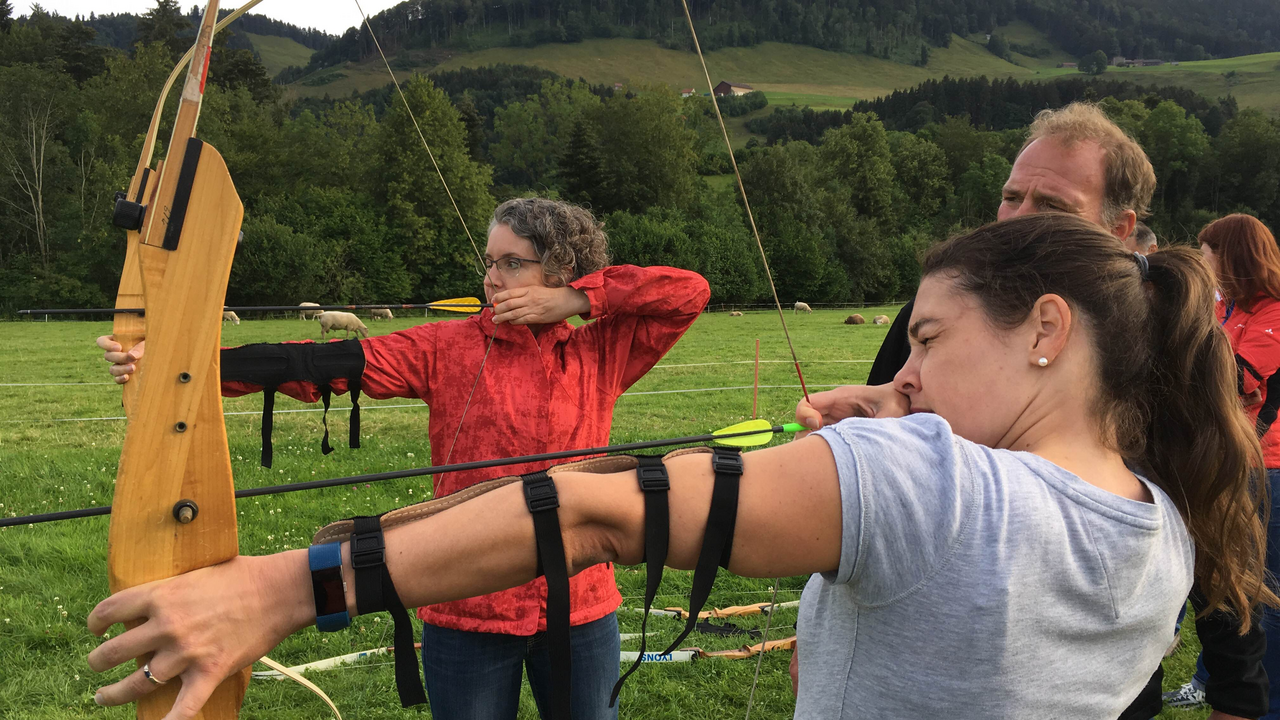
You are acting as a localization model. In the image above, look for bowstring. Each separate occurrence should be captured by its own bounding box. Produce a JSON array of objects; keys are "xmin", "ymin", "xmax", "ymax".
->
[
  {"xmin": 678, "ymin": 3, "xmax": 798, "ymax": 716},
  {"xmin": 678, "ymin": 0, "xmax": 810, "ymax": 404},
  {"xmin": 353, "ymin": 0, "xmax": 496, "ymax": 476}
]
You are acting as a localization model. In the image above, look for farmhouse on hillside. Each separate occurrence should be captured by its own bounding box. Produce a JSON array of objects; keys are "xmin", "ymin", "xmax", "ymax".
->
[
  {"xmin": 1111, "ymin": 56, "xmax": 1166, "ymax": 67},
  {"xmin": 681, "ymin": 88, "xmax": 696, "ymax": 97},
  {"xmin": 713, "ymin": 81, "xmax": 754, "ymax": 97}
]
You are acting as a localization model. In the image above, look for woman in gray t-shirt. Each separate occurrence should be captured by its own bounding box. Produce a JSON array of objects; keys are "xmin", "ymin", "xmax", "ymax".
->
[{"xmin": 87, "ymin": 214, "xmax": 1277, "ymax": 720}]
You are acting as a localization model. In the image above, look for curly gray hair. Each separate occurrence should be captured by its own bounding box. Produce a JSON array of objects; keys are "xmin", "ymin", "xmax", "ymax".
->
[{"xmin": 489, "ymin": 198, "xmax": 610, "ymax": 286}]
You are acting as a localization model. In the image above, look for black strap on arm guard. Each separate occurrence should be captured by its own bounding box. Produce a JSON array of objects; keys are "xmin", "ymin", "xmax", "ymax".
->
[
  {"xmin": 1237, "ymin": 354, "xmax": 1264, "ymax": 396},
  {"xmin": 523, "ymin": 470, "xmax": 573, "ymax": 720},
  {"xmin": 349, "ymin": 515, "xmax": 428, "ymax": 708},
  {"xmin": 1258, "ymin": 370, "xmax": 1280, "ymax": 437},
  {"xmin": 221, "ymin": 340, "xmax": 365, "ymax": 467},
  {"xmin": 659, "ymin": 446, "xmax": 742, "ymax": 656},
  {"xmin": 1234, "ymin": 353, "xmax": 1280, "ymax": 436},
  {"xmin": 610, "ymin": 455, "xmax": 670, "ymax": 706}
]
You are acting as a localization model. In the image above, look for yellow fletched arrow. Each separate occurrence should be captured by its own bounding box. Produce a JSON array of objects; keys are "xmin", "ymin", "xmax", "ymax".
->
[
  {"xmin": 426, "ymin": 297, "xmax": 484, "ymax": 313},
  {"xmin": 711, "ymin": 419, "xmax": 806, "ymax": 447}
]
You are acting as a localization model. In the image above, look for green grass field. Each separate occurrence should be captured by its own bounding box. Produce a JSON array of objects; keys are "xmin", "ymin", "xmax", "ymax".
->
[
  {"xmin": 243, "ymin": 32, "xmax": 315, "ymax": 78},
  {"xmin": 0, "ymin": 311, "xmax": 1215, "ymax": 718},
  {"xmin": 985, "ymin": 20, "xmax": 1080, "ymax": 70}
]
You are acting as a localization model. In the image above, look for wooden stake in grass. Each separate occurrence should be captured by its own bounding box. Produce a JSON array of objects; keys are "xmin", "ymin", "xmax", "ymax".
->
[{"xmin": 753, "ymin": 338, "xmax": 760, "ymax": 419}]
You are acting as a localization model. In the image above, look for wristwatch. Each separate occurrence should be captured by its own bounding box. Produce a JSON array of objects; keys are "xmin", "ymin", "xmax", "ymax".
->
[{"xmin": 309, "ymin": 541, "xmax": 350, "ymax": 632}]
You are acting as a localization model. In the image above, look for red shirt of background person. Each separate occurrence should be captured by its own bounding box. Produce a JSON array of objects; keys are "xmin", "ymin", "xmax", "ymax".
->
[
  {"xmin": 97, "ymin": 199, "xmax": 711, "ymax": 637},
  {"xmin": 1201, "ymin": 214, "xmax": 1280, "ymax": 468}
]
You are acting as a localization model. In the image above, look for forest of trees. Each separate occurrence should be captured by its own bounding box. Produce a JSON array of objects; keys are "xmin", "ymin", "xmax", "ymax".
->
[
  {"xmin": 292, "ymin": 0, "xmax": 1280, "ymax": 83},
  {"xmin": 3, "ymin": 3, "xmax": 1280, "ymax": 315},
  {"xmin": 68, "ymin": 4, "xmax": 335, "ymax": 54}
]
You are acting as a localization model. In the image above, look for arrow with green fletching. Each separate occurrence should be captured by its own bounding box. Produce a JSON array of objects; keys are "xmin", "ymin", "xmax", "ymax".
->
[
  {"xmin": 1, "ymin": 419, "xmax": 805, "ymax": 528},
  {"xmin": 711, "ymin": 419, "xmax": 807, "ymax": 446}
]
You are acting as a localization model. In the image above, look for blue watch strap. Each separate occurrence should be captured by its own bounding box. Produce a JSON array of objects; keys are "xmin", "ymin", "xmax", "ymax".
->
[{"xmin": 309, "ymin": 542, "xmax": 350, "ymax": 632}]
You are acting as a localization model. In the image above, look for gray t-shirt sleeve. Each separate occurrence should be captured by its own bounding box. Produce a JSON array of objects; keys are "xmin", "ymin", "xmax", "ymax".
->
[{"xmin": 814, "ymin": 414, "xmax": 974, "ymax": 605}]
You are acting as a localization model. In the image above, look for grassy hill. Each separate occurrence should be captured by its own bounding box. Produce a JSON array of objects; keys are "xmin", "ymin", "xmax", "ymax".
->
[
  {"xmin": 287, "ymin": 35, "xmax": 1045, "ymax": 105},
  {"xmin": 243, "ymin": 31, "xmax": 315, "ymax": 78},
  {"xmin": 283, "ymin": 28, "xmax": 1280, "ymax": 117}
]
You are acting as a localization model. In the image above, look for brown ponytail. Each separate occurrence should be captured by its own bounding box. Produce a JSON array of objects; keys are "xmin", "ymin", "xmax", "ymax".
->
[
  {"xmin": 922, "ymin": 213, "xmax": 1277, "ymax": 626},
  {"xmin": 1143, "ymin": 243, "xmax": 1275, "ymax": 623}
]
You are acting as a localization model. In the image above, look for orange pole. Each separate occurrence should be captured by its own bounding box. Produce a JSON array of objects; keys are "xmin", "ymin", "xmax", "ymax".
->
[{"xmin": 753, "ymin": 338, "xmax": 760, "ymax": 419}]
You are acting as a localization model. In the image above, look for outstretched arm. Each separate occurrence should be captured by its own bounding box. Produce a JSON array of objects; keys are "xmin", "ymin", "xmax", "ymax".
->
[{"xmin": 86, "ymin": 435, "xmax": 841, "ymax": 718}]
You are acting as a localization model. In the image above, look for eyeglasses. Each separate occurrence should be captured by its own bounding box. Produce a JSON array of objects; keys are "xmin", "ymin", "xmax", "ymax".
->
[{"xmin": 478, "ymin": 256, "xmax": 543, "ymax": 278}]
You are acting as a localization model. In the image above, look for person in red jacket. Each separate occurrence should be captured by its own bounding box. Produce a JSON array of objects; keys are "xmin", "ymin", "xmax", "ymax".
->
[
  {"xmin": 1171, "ymin": 213, "xmax": 1280, "ymax": 719},
  {"xmin": 96, "ymin": 197, "xmax": 711, "ymax": 720}
]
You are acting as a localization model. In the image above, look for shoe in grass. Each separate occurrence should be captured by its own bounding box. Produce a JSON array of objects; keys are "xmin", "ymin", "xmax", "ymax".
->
[{"xmin": 1162, "ymin": 682, "xmax": 1206, "ymax": 708}]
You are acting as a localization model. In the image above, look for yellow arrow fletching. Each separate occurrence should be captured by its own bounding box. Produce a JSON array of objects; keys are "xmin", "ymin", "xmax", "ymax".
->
[
  {"xmin": 712, "ymin": 418, "xmax": 775, "ymax": 447},
  {"xmin": 427, "ymin": 297, "xmax": 483, "ymax": 313}
]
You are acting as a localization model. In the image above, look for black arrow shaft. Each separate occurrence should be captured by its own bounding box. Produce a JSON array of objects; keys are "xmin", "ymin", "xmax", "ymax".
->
[
  {"xmin": 18, "ymin": 303, "xmax": 490, "ymax": 316},
  {"xmin": 0, "ymin": 425, "xmax": 783, "ymax": 528}
]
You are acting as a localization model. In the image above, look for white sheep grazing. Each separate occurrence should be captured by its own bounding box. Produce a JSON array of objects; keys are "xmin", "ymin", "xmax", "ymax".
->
[
  {"xmin": 319, "ymin": 311, "xmax": 369, "ymax": 341},
  {"xmin": 729, "ymin": 311, "xmax": 743, "ymax": 317},
  {"xmin": 370, "ymin": 308, "xmax": 394, "ymax": 320},
  {"xmin": 222, "ymin": 311, "xmax": 240, "ymax": 325},
  {"xmin": 298, "ymin": 302, "xmax": 321, "ymax": 320},
  {"xmin": 793, "ymin": 301, "xmax": 812, "ymax": 314},
  {"xmin": 873, "ymin": 314, "xmax": 890, "ymax": 325}
]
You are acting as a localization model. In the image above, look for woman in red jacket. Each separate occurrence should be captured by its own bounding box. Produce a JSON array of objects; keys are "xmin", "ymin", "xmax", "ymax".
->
[
  {"xmin": 1176, "ymin": 214, "xmax": 1280, "ymax": 718},
  {"xmin": 97, "ymin": 197, "xmax": 711, "ymax": 720}
]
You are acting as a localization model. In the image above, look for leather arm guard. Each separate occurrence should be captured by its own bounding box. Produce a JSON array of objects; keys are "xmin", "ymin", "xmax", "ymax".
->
[{"xmin": 311, "ymin": 446, "xmax": 745, "ymax": 720}]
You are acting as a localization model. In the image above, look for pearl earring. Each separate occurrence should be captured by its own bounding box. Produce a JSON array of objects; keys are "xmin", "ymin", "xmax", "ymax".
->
[{"xmin": 1037, "ymin": 357, "xmax": 1049, "ymax": 367}]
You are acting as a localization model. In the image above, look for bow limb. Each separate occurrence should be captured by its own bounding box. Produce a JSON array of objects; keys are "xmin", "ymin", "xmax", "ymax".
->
[
  {"xmin": 112, "ymin": 0, "xmax": 268, "ymax": 414},
  {"xmin": 107, "ymin": 2, "xmax": 249, "ymax": 718}
]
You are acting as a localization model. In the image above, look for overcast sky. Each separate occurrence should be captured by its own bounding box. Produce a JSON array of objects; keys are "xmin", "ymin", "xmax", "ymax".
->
[{"xmin": 33, "ymin": 1, "xmax": 404, "ymax": 36}]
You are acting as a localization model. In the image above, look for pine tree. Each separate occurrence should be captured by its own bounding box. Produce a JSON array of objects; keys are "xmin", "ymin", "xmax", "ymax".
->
[
  {"xmin": 0, "ymin": 0, "xmax": 13, "ymax": 34},
  {"xmin": 136, "ymin": 0, "xmax": 191, "ymax": 61},
  {"xmin": 373, "ymin": 76, "xmax": 495, "ymax": 300},
  {"xmin": 558, "ymin": 118, "xmax": 605, "ymax": 209}
]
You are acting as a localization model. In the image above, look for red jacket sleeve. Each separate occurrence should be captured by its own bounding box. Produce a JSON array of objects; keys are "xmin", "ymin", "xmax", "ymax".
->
[
  {"xmin": 1236, "ymin": 302, "xmax": 1280, "ymax": 395},
  {"xmin": 353, "ymin": 323, "xmax": 438, "ymax": 402},
  {"xmin": 569, "ymin": 265, "xmax": 709, "ymax": 394}
]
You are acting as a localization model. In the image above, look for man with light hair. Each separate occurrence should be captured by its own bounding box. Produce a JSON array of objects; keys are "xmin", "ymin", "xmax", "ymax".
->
[
  {"xmin": 866, "ymin": 101, "xmax": 1159, "ymax": 379},
  {"xmin": 997, "ymin": 101, "xmax": 1155, "ymax": 252},
  {"xmin": 804, "ymin": 102, "xmax": 1266, "ymax": 720},
  {"xmin": 1133, "ymin": 221, "xmax": 1159, "ymax": 255}
]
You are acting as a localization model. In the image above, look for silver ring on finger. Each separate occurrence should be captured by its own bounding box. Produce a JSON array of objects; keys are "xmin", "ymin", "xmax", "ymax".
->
[{"xmin": 142, "ymin": 663, "xmax": 168, "ymax": 686}]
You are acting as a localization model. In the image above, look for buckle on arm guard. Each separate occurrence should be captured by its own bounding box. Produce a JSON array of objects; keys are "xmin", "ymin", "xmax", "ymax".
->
[
  {"xmin": 523, "ymin": 471, "xmax": 573, "ymax": 720},
  {"xmin": 348, "ymin": 515, "xmax": 427, "ymax": 708},
  {"xmin": 610, "ymin": 455, "xmax": 671, "ymax": 706}
]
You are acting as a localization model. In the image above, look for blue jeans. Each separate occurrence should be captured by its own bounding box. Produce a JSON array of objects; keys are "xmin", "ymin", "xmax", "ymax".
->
[
  {"xmin": 1191, "ymin": 468, "xmax": 1280, "ymax": 719},
  {"xmin": 421, "ymin": 612, "xmax": 621, "ymax": 720}
]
